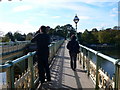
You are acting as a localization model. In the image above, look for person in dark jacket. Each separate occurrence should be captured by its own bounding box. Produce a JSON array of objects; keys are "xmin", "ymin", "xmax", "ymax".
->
[
  {"xmin": 31, "ymin": 25, "xmax": 51, "ymax": 84},
  {"xmin": 67, "ymin": 34, "xmax": 80, "ymax": 71}
]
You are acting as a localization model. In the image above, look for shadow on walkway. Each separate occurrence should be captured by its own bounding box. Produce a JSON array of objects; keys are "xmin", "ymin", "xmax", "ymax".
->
[{"xmin": 37, "ymin": 41, "xmax": 94, "ymax": 90}]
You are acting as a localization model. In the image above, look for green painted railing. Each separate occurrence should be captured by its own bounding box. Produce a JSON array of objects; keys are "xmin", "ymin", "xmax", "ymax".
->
[
  {"xmin": 78, "ymin": 44, "xmax": 120, "ymax": 90},
  {"xmin": 0, "ymin": 40, "xmax": 64, "ymax": 89}
]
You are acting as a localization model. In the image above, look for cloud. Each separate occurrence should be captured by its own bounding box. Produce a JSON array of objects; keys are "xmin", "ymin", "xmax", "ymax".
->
[
  {"xmin": 112, "ymin": 8, "xmax": 118, "ymax": 13},
  {"xmin": 110, "ymin": 14, "xmax": 117, "ymax": 17},
  {"xmin": 13, "ymin": 5, "xmax": 33, "ymax": 12},
  {"xmin": 23, "ymin": 17, "xmax": 36, "ymax": 24},
  {"xmin": 79, "ymin": 16, "xmax": 90, "ymax": 20},
  {"xmin": 51, "ymin": 16, "xmax": 61, "ymax": 19},
  {"xmin": 109, "ymin": 7, "xmax": 118, "ymax": 17},
  {"xmin": 0, "ymin": 22, "xmax": 38, "ymax": 35},
  {"xmin": 85, "ymin": 0, "xmax": 118, "ymax": 2},
  {"xmin": 24, "ymin": 0, "xmax": 119, "ymax": 3},
  {"xmin": 0, "ymin": 0, "xmax": 118, "ymax": 34},
  {"xmin": 0, "ymin": 0, "xmax": 21, "ymax": 2}
]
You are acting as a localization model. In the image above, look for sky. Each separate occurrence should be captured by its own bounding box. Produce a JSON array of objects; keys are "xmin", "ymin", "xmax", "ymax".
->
[{"xmin": 0, "ymin": 0, "xmax": 119, "ymax": 35}]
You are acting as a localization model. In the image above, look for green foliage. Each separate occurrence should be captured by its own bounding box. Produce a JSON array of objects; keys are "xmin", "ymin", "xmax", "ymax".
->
[
  {"xmin": 5, "ymin": 32, "xmax": 15, "ymax": 41},
  {"xmin": 1, "ymin": 36, "xmax": 9, "ymax": 42},
  {"xmin": 48, "ymin": 24, "xmax": 75, "ymax": 39},
  {"xmin": 2, "ymin": 24, "xmax": 120, "ymax": 47},
  {"xmin": 98, "ymin": 30, "xmax": 119, "ymax": 44},
  {"xmin": 26, "ymin": 33, "xmax": 33, "ymax": 40},
  {"xmin": 80, "ymin": 29, "xmax": 98, "ymax": 45},
  {"xmin": 78, "ymin": 29, "xmax": 120, "ymax": 47},
  {"xmin": 14, "ymin": 31, "xmax": 26, "ymax": 41},
  {"xmin": 2, "ymin": 31, "xmax": 26, "ymax": 42}
]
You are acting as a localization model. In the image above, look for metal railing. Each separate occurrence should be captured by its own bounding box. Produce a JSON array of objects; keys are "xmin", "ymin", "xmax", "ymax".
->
[
  {"xmin": 0, "ymin": 41, "xmax": 30, "ymax": 64},
  {"xmin": 1, "ymin": 41, "xmax": 30, "ymax": 54},
  {"xmin": 0, "ymin": 40, "xmax": 64, "ymax": 89},
  {"xmin": 78, "ymin": 44, "xmax": 120, "ymax": 90}
]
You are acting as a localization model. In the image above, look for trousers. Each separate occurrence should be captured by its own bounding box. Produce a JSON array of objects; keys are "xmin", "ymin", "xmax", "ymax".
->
[
  {"xmin": 37, "ymin": 54, "xmax": 51, "ymax": 83},
  {"xmin": 69, "ymin": 52, "xmax": 77, "ymax": 70}
]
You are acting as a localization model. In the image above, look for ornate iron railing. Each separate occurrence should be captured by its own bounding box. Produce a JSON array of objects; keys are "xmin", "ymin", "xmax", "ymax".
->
[{"xmin": 78, "ymin": 44, "xmax": 120, "ymax": 90}]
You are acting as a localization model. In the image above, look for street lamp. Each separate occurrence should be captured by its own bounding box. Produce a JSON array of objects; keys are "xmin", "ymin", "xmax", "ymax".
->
[{"xmin": 73, "ymin": 14, "xmax": 79, "ymax": 32}]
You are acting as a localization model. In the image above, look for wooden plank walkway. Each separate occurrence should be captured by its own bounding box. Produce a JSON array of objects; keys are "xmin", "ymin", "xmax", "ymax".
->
[{"xmin": 37, "ymin": 41, "xmax": 95, "ymax": 89}]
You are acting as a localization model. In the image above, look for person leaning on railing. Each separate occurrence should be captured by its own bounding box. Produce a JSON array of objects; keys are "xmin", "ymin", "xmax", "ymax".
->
[{"xmin": 31, "ymin": 25, "xmax": 51, "ymax": 84}]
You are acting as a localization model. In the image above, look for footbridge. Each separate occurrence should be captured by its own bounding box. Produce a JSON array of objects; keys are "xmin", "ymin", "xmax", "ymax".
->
[{"xmin": 0, "ymin": 40, "xmax": 120, "ymax": 90}]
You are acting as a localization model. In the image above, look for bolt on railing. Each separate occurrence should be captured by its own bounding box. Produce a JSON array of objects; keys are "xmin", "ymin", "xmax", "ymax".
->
[{"xmin": 78, "ymin": 44, "xmax": 120, "ymax": 90}]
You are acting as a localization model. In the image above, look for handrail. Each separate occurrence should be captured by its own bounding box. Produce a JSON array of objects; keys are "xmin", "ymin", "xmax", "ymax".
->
[
  {"xmin": 79, "ymin": 44, "xmax": 120, "ymax": 90},
  {"xmin": 97, "ymin": 53, "xmax": 117, "ymax": 65},
  {"xmin": 1, "ymin": 41, "xmax": 30, "ymax": 54},
  {"xmin": 80, "ymin": 44, "xmax": 98, "ymax": 54},
  {"xmin": 0, "ymin": 41, "xmax": 30, "ymax": 46},
  {"xmin": 0, "ymin": 40, "xmax": 64, "ymax": 89},
  {"xmin": 80, "ymin": 44, "xmax": 117, "ymax": 64},
  {"xmin": 0, "ymin": 52, "xmax": 35, "ymax": 68}
]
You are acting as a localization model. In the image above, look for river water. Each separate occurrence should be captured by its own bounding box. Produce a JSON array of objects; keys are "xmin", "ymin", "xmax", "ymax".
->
[{"xmin": 90, "ymin": 49, "xmax": 120, "ymax": 79}]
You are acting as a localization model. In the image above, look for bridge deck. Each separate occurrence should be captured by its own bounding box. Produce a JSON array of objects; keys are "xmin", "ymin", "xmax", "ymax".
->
[{"xmin": 37, "ymin": 41, "xmax": 95, "ymax": 89}]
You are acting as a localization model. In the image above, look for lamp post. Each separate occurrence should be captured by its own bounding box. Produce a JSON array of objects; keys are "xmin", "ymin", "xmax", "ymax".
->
[{"xmin": 73, "ymin": 14, "xmax": 79, "ymax": 33}]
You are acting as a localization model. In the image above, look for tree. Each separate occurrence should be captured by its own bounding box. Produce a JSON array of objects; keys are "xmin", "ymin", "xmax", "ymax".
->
[
  {"xmin": 1, "ymin": 36, "xmax": 9, "ymax": 42},
  {"xmin": 77, "ymin": 32, "xmax": 82, "ymax": 43},
  {"xmin": 14, "ymin": 31, "xmax": 25, "ymax": 41},
  {"xmin": 62, "ymin": 24, "xmax": 75, "ymax": 38},
  {"xmin": 52, "ymin": 24, "xmax": 75, "ymax": 39},
  {"xmin": 115, "ymin": 33, "xmax": 120, "ymax": 46},
  {"xmin": 5, "ymin": 32, "xmax": 15, "ymax": 42},
  {"xmin": 26, "ymin": 33, "xmax": 33, "ymax": 40},
  {"xmin": 81, "ymin": 29, "xmax": 98, "ymax": 45},
  {"xmin": 54, "ymin": 25, "xmax": 61, "ymax": 31},
  {"xmin": 91, "ymin": 28, "xmax": 98, "ymax": 32},
  {"xmin": 98, "ymin": 30, "xmax": 116, "ymax": 44}
]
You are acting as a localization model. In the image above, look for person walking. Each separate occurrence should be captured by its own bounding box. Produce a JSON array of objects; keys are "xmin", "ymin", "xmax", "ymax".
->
[
  {"xmin": 31, "ymin": 25, "xmax": 51, "ymax": 84},
  {"xmin": 67, "ymin": 34, "xmax": 80, "ymax": 71}
]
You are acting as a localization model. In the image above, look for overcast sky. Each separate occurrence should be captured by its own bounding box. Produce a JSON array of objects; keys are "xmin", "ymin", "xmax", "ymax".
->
[{"xmin": 0, "ymin": 0, "xmax": 119, "ymax": 35}]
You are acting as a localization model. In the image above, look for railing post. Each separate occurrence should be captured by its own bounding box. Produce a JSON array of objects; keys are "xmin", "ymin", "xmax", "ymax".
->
[
  {"xmin": 79, "ymin": 47, "xmax": 82, "ymax": 64},
  {"xmin": 95, "ymin": 52, "xmax": 99, "ymax": 90},
  {"xmin": 82, "ymin": 49, "xmax": 85, "ymax": 69},
  {"xmin": 6, "ymin": 61, "xmax": 15, "ymax": 89},
  {"xmin": 114, "ymin": 59, "xmax": 120, "ymax": 90},
  {"xmin": 87, "ymin": 51, "xmax": 90, "ymax": 76},
  {"xmin": 28, "ymin": 52, "xmax": 34, "ymax": 89}
]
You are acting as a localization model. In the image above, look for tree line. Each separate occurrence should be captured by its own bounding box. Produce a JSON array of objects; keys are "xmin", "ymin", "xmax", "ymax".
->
[
  {"xmin": 1, "ymin": 24, "xmax": 75, "ymax": 42},
  {"xmin": 1, "ymin": 24, "xmax": 120, "ymax": 47},
  {"xmin": 78, "ymin": 28, "xmax": 120, "ymax": 47}
]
